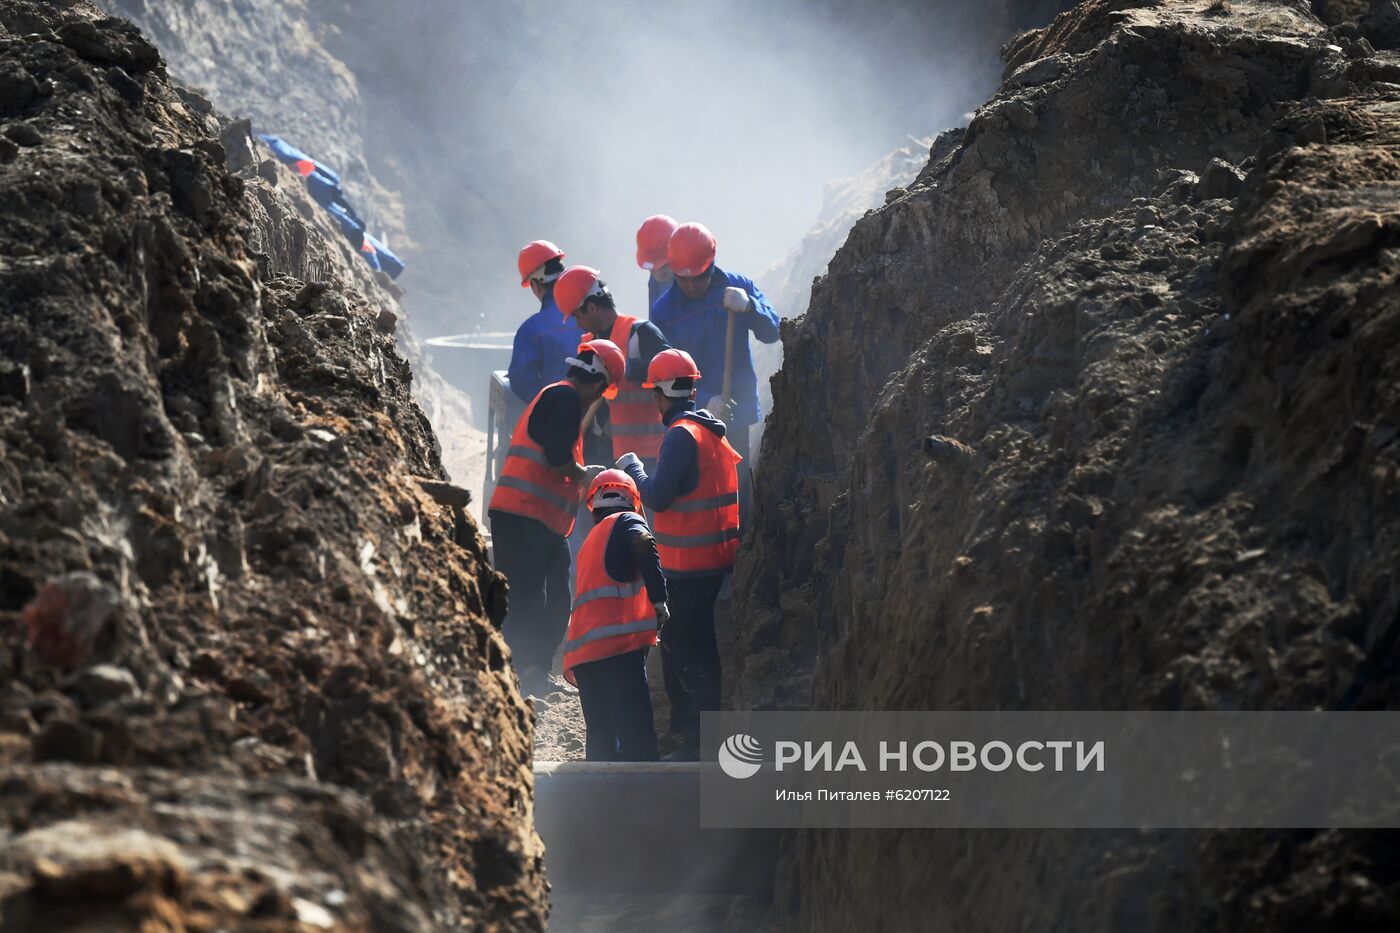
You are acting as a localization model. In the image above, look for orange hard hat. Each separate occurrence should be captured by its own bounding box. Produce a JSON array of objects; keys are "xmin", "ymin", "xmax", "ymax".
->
[
  {"xmin": 554, "ymin": 266, "xmax": 609, "ymax": 318},
  {"xmin": 643, "ymin": 348, "xmax": 702, "ymax": 397},
  {"xmin": 518, "ymin": 240, "xmax": 565, "ymax": 287},
  {"xmin": 667, "ymin": 222, "xmax": 716, "ymax": 277},
  {"xmin": 587, "ymin": 468, "xmax": 642, "ymax": 512},
  {"xmin": 636, "ymin": 215, "xmax": 679, "ymax": 270},
  {"xmin": 568, "ymin": 338, "xmax": 626, "ymax": 399}
]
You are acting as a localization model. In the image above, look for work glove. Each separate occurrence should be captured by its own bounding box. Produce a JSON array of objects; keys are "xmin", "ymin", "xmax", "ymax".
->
[
  {"xmin": 705, "ymin": 395, "xmax": 736, "ymax": 422},
  {"xmin": 654, "ymin": 602, "xmax": 670, "ymax": 638},
  {"xmin": 615, "ymin": 452, "xmax": 642, "ymax": 472},
  {"xmin": 582, "ymin": 464, "xmax": 607, "ymax": 485},
  {"xmin": 722, "ymin": 286, "xmax": 752, "ymax": 314}
]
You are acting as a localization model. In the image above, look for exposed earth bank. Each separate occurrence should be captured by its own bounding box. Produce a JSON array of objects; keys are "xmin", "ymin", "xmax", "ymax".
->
[
  {"xmin": 0, "ymin": 3, "xmax": 541, "ymax": 929},
  {"xmin": 735, "ymin": 0, "xmax": 1400, "ymax": 929}
]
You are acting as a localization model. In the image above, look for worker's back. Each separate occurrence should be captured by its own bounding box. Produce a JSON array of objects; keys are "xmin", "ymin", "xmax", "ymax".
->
[{"xmin": 508, "ymin": 292, "xmax": 579, "ymax": 403}]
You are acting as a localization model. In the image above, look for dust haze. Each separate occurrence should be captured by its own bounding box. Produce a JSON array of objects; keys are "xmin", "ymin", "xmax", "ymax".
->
[{"xmin": 342, "ymin": 0, "xmax": 1019, "ymax": 335}]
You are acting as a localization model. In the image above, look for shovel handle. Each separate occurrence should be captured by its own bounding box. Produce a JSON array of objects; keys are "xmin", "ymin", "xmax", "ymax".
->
[
  {"xmin": 581, "ymin": 397, "xmax": 604, "ymax": 434},
  {"xmin": 574, "ymin": 397, "xmax": 606, "ymax": 500},
  {"xmin": 721, "ymin": 307, "xmax": 737, "ymax": 407}
]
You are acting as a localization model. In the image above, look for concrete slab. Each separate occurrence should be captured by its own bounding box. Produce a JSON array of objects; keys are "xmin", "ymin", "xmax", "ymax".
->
[{"xmin": 534, "ymin": 762, "xmax": 779, "ymax": 897}]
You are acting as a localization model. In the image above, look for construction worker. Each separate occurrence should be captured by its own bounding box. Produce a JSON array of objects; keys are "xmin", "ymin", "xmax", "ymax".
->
[
  {"xmin": 635, "ymin": 214, "xmax": 679, "ymax": 310},
  {"xmin": 648, "ymin": 222, "xmax": 780, "ymax": 463},
  {"xmin": 617, "ymin": 349, "xmax": 741, "ymax": 760},
  {"xmin": 488, "ymin": 338, "xmax": 626, "ymax": 695},
  {"xmin": 507, "ymin": 240, "xmax": 580, "ymax": 403},
  {"xmin": 564, "ymin": 470, "xmax": 668, "ymax": 762},
  {"xmin": 555, "ymin": 265, "xmax": 671, "ymax": 467}
]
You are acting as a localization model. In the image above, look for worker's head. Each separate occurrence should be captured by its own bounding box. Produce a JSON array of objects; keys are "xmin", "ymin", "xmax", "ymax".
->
[
  {"xmin": 566, "ymin": 338, "xmax": 626, "ymax": 405},
  {"xmin": 636, "ymin": 214, "xmax": 679, "ymax": 277},
  {"xmin": 673, "ymin": 268, "xmax": 711, "ymax": 299},
  {"xmin": 518, "ymin": 240, "xmax": 565, "ymax": 300},
  {"xmin": 668, "ymin": 223, "xmax": 716, "ymax": 300},
  {"xmin": 587, "ymin": 468, "xmax": 642, "ymax": 522},
  {"xmin": 555, "ymin": 266, "xmax": 618, "ymax": 334},
  {"xmin": 644, "ymin": 348, "xmax": 701, "ymax": 416}
]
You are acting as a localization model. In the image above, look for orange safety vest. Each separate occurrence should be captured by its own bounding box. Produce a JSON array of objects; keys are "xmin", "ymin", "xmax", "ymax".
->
[
  {"xmin": 488, "ymin": 381, "xmax": 583, "ymax": 536},
  {"xmin": 604, "ymin": 315, "xmax": 666, "ymax": 461},
  {"xmin": 652, "ymin": 420, "xmax": 742, "ymax": 574},
  {"xmin": 563, "ymin": 512, "xmax": 658, "ymax": 686}
]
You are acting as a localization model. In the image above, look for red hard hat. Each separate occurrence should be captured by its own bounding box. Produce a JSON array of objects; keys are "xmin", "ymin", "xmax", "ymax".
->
[
  {"xmin": 636, "ymin": 215, "xmax": 679, "ymax": 270},
  {"xmin": 555, "ymin": 266, "xmax": 609, "ymax": 318},
  {"xmin": 643, "ymin": 348, "xmax": 702, "ymax": 397},
  {"xmin": 569, "ymin": 338, "xmax": 626, "ymax": 399},
  {"xmin": 587, "ymin": 468, "xmax": 642, "ymax": 512},
  {"xmin": 518, "ymin": 240, "xmax": 565, "ymax": 287},
  {"xmin": 667, "ymin": 222, "xmax": 716, "ymax": 277}
]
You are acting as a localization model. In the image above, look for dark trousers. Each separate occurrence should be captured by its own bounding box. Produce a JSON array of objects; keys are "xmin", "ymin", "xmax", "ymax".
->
[
  {"xmin": 729, "ymin": 421, "xmax": 751, "ymax": 462},
  {"xmin": 661, "ymin": 573, "xmax": 725, "ymax": 746},
  {"xmin": 661, "ymin": 640, "xmax": 692, "ymax": 739},
  {"xmin": 730, "ymin": 423, "xmax": 754, "ymax": 540},
  {"xmin": 574, "ymin": 649, "xmax": 658, "ymax": 762},
  {"xmin": 489, "ymin": 510, "xmax": 571, "ymax": 686}
]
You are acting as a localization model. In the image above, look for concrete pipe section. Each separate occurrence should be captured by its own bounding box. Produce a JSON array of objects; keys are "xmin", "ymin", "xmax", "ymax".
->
[
  {"xmin": 424, "ymin": 332, "xmax": 514, "ymax": 429},
  {"xmin": 534, "ymin": 762, "xmax": 780, "ymax": 896}
]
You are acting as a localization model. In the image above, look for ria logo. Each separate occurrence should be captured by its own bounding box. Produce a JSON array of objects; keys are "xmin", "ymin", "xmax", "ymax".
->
[{"xmin": 719, "ymin": 733, "xmax": 764, "ymax": 779}]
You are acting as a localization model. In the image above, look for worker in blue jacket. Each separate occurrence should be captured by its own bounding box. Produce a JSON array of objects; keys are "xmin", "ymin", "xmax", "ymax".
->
[
  {"xmin": 508, "ymin": 240, "xmax": 583, "ymax": 404},
  {"xmin": 635, "ymin": 214, "xmax": 679, "ymax": 313},
  {"xmin": 647, "ymin": 222, "xmax": 779, "ymax": 462}
]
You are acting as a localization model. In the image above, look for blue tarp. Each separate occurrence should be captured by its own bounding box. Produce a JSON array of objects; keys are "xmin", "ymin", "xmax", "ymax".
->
[{"xmin": 257, "ymin": 133, "xmax": 405, "ymax": 280}]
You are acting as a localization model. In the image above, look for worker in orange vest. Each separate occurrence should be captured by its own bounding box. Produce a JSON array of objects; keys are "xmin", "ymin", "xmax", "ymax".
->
[
  {"xmin": 488, "ymin": 338, "xmax": 626, "ymax": 696},
  {"xmin": 616, "ymin": 349, "xmax": 741, "ymax": 760},
  {"xmin": 564, "ymin": 469, "xmax": 669, "ymax": 761},
  {"xmin": 554, "ymin": 265, "xmax": 671, "ymax": 469},
  {"xmin": 635, "ymin": 214, "xmax": 679, "ymax": 311}
]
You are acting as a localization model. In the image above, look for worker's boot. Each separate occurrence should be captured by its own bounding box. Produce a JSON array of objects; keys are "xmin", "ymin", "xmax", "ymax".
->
[
  {"xmin": 660, "ymin": 744, "xmax": 699, "ymax": 762},
  {"xmin": 661, "ymin": 724, "xmax": 701, "ymax": 761}
]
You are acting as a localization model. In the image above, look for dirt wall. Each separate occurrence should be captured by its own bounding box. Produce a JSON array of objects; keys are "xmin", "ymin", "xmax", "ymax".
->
[
  {"xmin": 0, "ymin": 3, "xmax": 543, "ymax": 929},
  {"xmin": 736, "ymin": 1, "xmax": 1400, "ymax": 929}
]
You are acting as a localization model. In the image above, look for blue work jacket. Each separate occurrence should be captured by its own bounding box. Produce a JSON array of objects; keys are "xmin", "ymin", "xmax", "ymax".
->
[
  {"xmin": 508, "ymin": 291, "xmax": 580, "ymax": 402},
  {"xmin": 649, "ymin": 265, "xmax": 779, "ymax": 426}
]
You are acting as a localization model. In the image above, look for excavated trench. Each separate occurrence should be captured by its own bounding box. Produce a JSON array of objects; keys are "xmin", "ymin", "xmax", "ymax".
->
[{"xmin": 3, "ymin": 0, "xmax": 1400, "ymax": 931}]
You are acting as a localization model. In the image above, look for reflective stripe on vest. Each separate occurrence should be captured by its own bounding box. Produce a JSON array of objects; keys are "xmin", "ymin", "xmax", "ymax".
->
[
  {"xmin": 487, "ymin": 381, "xmax": 582, "ymax": 536},
  {"xmin": 494, "ymin": 475, "xmax": 576, "ymax": 515},
  {"xmin": 652, "ymin": 420, "xmax": 743, "ymax": 574},
  {"xmin": 665, "ymin": 492, "xmax": 739, "ymax": 513},
  {"xmin": 606, "ymin": 315, "xmax": 665, "ymax": 460},
  {"xmin": 505, "ymin": 444, "xmax": 550, "ymax": 466},
  {"xmin": 563, "ymin": 513, "xmax": 658, "ymax": 686},
  {"xmin": 572, "ymin": 579, "xmax": 644, "ymax": 611},
  {"xmin": 613, "ymin": 422, "xmax": 663, "ymax": 436},
  {"xmin": 652, "ymin": 527, "xmax": 741, "ymax": 549},
  {"xmin": 563, "ymin": 617, "xmax": 655, "ymax": 653}
]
